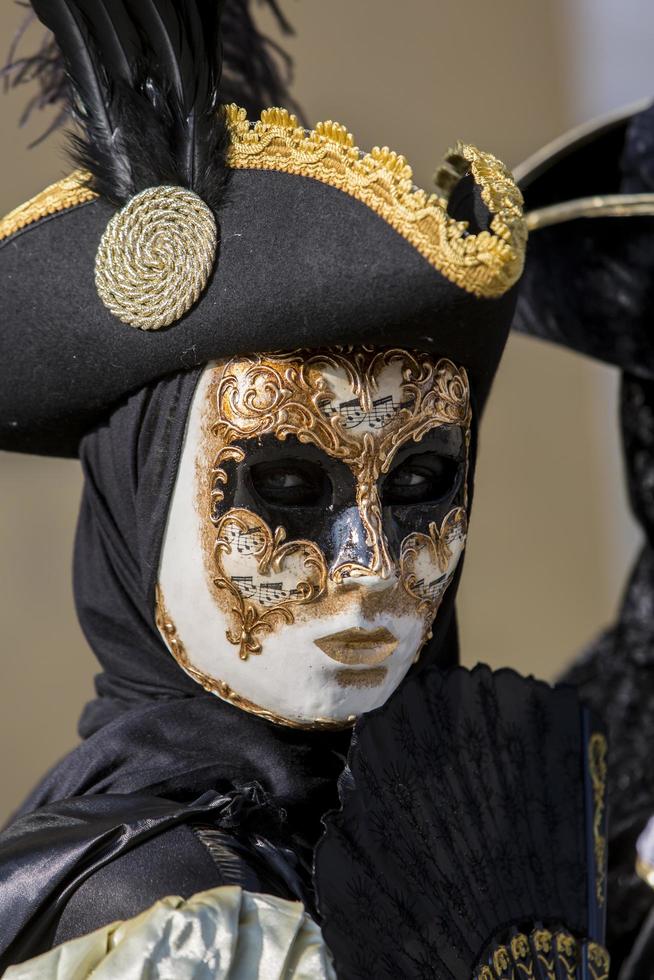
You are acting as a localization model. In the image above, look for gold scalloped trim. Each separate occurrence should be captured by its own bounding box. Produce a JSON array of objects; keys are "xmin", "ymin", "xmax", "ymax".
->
[
  {"xmin": 0, "ymin": 108, "xmax": 526, "ymax": 300},
  {"xmin": 225, "ymin": 105, "xmax": 526, "ymax": 299},
  {"xmin": 0, "ymin": 170, "xmax": 95, "ymax": 241}
]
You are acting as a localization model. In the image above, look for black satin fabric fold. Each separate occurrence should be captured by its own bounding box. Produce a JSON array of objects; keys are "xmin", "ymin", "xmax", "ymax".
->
[
  {"xmin": 0, "ymin": 362, "xmax": 465, "ymax": 966},
  {"xmin": 15, "ymin": 693, "xmax": 351, "ymax": 841},
  {"xmin": 0, "ymin": 787, "xmax": 306, "ymax": 969}
]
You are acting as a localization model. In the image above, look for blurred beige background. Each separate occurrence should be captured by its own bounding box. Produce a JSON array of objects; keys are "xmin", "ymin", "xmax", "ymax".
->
[{"xmin": 0, "ymin": 1, "xmax": 644, "ymax": 822}]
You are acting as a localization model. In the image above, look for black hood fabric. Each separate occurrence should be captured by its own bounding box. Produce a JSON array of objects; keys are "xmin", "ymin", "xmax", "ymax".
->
[
  {"xmin": 0, "ymin": 362, "xmax": 464, "ymax": 967},
  {"xmin": 76, "ymin": 367, "xmax": 203, "ymax": 725}
]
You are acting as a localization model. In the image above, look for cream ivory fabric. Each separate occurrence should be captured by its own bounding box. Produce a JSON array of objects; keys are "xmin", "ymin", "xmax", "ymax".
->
[{"xmin": 3, "ymin": 886, "xmax": 336, "ymax": 980}]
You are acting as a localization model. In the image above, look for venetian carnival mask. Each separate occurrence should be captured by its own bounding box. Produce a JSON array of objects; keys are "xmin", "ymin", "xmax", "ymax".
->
[{"xmin": 157, "ymin": 347, "xmax": 471, "ymax": 727}]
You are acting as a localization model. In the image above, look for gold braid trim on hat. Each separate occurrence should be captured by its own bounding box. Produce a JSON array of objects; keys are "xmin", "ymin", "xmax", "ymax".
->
[
  {"xmin": 225, "ymin": 105, "xmax": 526, "ymax": 299},
  {"xmin": 0, "ymin": 106, "xmax": 526, "ymax": 304},
  {"xmin": 0, "ymin": 170, "xmax": 95, "ymax": 240}
]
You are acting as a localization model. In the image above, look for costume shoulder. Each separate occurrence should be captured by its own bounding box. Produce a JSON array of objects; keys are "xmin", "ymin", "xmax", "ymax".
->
[
  {"xmin": 51, "ymin": 823, "xmax": 223, "ymax": 946},
  {"xmin": 0, "ymin": 790, "xmax": 300, "ymax": 970}
]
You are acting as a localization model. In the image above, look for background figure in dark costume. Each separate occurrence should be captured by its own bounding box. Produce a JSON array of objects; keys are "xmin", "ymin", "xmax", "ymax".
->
[
  {"xmin": 565, "ymin": 375, "xmax": 654, "ymax": 976},
  {"xmin": 515, "ymin": 100, "xmax": 654, "ymax": 978}
]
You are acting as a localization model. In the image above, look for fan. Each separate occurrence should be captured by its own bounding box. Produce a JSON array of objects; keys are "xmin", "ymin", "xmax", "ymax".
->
[{"xmin": 314, "ymin": 665, "xmax": 609, "ymax": 980}]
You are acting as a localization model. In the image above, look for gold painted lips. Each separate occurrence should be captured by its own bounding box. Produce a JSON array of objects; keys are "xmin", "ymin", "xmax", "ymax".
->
[{"xmin": 314, "ymin": 626, "xmax": 399, "ymax": 665}]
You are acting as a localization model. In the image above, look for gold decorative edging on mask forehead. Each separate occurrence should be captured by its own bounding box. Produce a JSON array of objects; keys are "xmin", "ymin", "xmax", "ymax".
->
[
  {"xmin": 154, "ymin": 584, "xmax": 354, "ymax": 730},
  {"xmin": 225, "ymin": 105, "xmax": 526, "ymax": 299},
  {"xmin": 1, "ymin": 111, "xmax": 526, "ymax": 302},
  {"xmin": 209, "ymin": 348, "xmax": 471, "ymax": 582}
]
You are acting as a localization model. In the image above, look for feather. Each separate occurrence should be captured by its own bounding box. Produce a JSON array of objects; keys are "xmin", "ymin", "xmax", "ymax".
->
[
  {"xmin": 29, "ymin": 0, "xmax": 115, "ymax": 152},
  {"xmin": 29, "ymin": 0, "xmax": 138, "ymax": 199},
  {"xmin": 21, "ymin": 0, "xmax": 235, "ymax": 208},
  {"xmin": 3, "ymin": 0, "xmax": 301, "ymax": 153},
  {"xmin": 74, "ymin": 0, "xmax": 139, "ymax": 84},
  {"xmin": 133, "ymin": 0, "xmax": 227, "ymax": 194},
  {"xmin": 132, "ymin": 0, "xmax": 190, "ymax": 109}
]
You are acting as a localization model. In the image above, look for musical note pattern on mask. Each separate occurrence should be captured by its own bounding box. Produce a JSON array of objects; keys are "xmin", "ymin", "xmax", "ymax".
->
[
  {"xmin": 221, "ymin": 523, "xmax": 267, "ymax": 556},
  {"xmin": 411, "ymin": 572, "xmax": 451, "ymax": 604},
  {"xmin": 400, "ymin": 508, "xmax": 468, "ymax": 613},
  {"xmin": 213, "ymin": 508, "xmax": 328, "ymax": 659},
  {"xmin": 224, "ymin": 524, "xmax": 318, "ymax": 605},
  {"xmin": 322, "ymin": 394, "xmax": 415, "ymax": 430},
  {"xmin": 230, "ymin": 575, "xmax": 306, "ymax": 606}
]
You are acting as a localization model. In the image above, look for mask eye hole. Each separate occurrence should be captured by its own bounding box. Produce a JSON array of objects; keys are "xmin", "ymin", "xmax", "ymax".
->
[
  {"xmin": 382, "ymin": 453, "xmax": 461, "ymax": 506},
  {"xmin": 249, "ymin": 459, "xmax": 329, "ymax": 507}
]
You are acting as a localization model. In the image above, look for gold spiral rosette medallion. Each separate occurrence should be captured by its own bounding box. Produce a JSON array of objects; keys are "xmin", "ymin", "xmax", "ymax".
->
[{"xmin": 95, "ymin": 185, "xmax": 217, "ymax": 330}]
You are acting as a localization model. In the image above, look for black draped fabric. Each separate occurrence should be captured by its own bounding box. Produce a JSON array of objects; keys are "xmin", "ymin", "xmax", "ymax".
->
[
  {"xmin": 0, "ymin": 364, "xmax": 464, "ymax": 968},
  {"xmin": 77, "ymin": 367, "xmax": 203, "ymax": 720}
]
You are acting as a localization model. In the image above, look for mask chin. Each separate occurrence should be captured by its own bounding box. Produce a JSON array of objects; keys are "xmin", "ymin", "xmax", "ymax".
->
[{"xmin": 157, "ymin": 349, "xmax": 471, "ymax": 728}]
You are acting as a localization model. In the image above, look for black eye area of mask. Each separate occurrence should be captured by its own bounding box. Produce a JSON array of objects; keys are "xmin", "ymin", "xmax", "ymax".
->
[
  {"xmin": 250, "ymin": 451, "xmax": 461, "ymax": 509},
  {"xmin": 381, "ymin": 453, "xmax": 460, "ymax": 505},
  {"xmin": 250, "ymin": 459, "xmax": 330, "ymax": 507}
]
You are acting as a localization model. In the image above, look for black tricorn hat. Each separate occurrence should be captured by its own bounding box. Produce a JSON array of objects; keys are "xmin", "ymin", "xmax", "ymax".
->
[
  {"xmin": 0, "ymin": 0, "xmax": 527, "ymax": 457},
  {"xmin": 514, "ymin": 99, "xmax": 654, "ymax": 376}
]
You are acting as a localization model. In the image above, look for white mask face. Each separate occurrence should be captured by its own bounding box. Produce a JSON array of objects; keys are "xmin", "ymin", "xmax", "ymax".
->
[{"xmin": 157, "ymin": 348, "xmax": 471, "ymax": 728}]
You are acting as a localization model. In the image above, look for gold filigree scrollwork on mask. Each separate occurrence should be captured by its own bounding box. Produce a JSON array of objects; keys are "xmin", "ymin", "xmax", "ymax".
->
[
  {"xmin": 400, "ymin": 507, "xmax": 468, "ymax": 614},
  {"xmin": 208, "ymin": 348, "xmax": 471, "ymax": 582},
  {"xmin": 210, "ymin": 444, "xmax": 245, "ymax": 514},
  {"xmin": 213, "ymin": 508, "xmax": 327, "ymax": 659}
]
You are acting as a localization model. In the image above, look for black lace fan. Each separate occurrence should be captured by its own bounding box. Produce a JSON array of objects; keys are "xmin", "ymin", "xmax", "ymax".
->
[{"xmin": 314, "ymin": 665, "xmax": 609, "ymax": 980}]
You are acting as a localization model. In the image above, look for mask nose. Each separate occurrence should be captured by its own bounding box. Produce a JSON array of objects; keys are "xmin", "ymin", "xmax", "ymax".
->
[{"xmin": 329, "ymin": 505, "xmax": 395, "ymax": 585}]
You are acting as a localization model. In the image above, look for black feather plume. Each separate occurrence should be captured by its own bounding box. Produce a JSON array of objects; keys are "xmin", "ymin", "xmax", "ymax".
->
[
  {"xmin": 3, "ymin": 0, "xmax": 300, "ymax": 164},
  {"xmin": 22, "ymin": 0, "xmax": 230, "ymax": 208}
]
